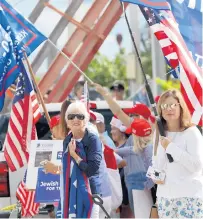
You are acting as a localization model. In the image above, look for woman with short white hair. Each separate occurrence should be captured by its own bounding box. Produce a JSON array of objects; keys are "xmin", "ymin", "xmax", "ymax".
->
[{"xmin": 44, "ymin": 101, "xmax": 111, "ymax": 218}]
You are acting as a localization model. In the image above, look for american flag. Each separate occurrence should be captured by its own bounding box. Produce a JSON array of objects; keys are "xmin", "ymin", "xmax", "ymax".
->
[
  {"xmin": 140, "ymin": 6, "xmax": 203, "ymax": 126},
  {"xmin": 16, "ymin": 170, "xmax": 39, "ymax": 217},
  {"xmin": 3, "ymin": 62, "xmax": 41, "ymax": 171},
  {"xmin": 80, "ymin": 81, "xmax": 90, "ymax": 113}
]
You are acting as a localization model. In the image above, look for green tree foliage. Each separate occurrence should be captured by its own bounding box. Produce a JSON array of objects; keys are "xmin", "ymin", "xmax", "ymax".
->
[{"xmin": 85, "ymin": 48, "xmax": 127, "ymax": 87}]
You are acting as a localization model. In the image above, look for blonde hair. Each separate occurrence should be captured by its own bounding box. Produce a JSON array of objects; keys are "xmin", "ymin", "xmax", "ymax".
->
[
  {"xmin": 157, "ymin": 89, "xmax": 193, "ymax": 130},
  {"xmin": 132, "ymin": 134, "xmax": 152, "ymax": 152}
]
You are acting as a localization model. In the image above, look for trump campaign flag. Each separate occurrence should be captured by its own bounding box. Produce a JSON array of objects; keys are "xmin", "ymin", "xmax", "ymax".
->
[
  {"xmin": 122, "ymin": 0, "xmax": 203, "ymax": 126},
  {"xmin": 0, "ymin": 0, "xmax": 47, "ymax": 111},
  {"xmin": 3, "ymin": 61, "xmax": 41, "ymax": 172}
]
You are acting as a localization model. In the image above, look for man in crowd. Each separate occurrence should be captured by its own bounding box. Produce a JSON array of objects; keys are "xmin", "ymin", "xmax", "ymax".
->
[
  {"xmin": 110, "ymin": 80, "xmax": 125, "ymax": 100},
  {"xmin": 94, "ymin": 112, "xmax": 116, "ymax": 149}
]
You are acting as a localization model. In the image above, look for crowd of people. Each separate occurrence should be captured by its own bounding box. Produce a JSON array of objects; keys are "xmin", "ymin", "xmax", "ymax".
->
[{"xmin": 41, "ymin": 81, "xmax": 203, "ymax": 219}]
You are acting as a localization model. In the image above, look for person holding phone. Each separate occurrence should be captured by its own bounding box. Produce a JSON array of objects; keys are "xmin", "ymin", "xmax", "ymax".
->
[{"xmin": 152, "ymin": 89, "xmax": 203, "ymax": 218}]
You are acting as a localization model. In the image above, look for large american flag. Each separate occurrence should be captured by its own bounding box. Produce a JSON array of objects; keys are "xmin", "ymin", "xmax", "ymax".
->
[
  {"xmin": 140, "ymin": 6, "xmax": 203, "ymax": 126},
  {"xmin": 3, "ymin": 62, "xmax": 41, "ymax": 171},
  {"xmin": 16, "ymin": 170, "xmax": 39, "ymax": 217}
]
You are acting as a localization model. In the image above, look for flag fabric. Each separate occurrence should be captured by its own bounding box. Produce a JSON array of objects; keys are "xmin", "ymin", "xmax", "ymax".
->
[
  {"xmin": 139, "ymin": 6, "xmax": 203, "ymax": 126},
  {"xmin": 16, "ymin": 170, "xmax": 39, "ymax": 217},
  {"xmin": 57, "ymin": 139, "xmax": 93, "ymax": 218},
  {"xmin": 80, "ymin": 81, "xmax": 90, "ymax": 113},
  {"xmin": 120, "ymin": 0, "xmax": 170, "ymax": 10},
  {"xmin": 0, "ymin": 0, "xmax": 47, "ymax": 111},
  {"xmin": 3, "ymin": 62, "xmax": 41, "ymax": 172},
  {"xmin": 166, "ymin": 0, "xmax": 203, "ymax": 68}
]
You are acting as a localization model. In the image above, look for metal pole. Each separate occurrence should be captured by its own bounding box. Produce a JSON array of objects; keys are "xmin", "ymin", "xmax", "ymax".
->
[{"xmin": 120, "ymin": 2, "xmax": 173, "ymax": 162}]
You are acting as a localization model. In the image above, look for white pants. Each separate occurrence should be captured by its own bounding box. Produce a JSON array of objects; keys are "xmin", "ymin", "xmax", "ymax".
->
[
  {"xmin": 91, "ymin": 196, "xmax": 112, "ymax": 219},
  {"xmin": 91, "ymin": 203, "xmax": 100, "ymax": 219},
  {"xmin": 99, "ymin": 196, "xmax": 112, "ymax": 218},
  {"xmin": 132, "ymin": 189, "xmax": 153, "ymax": 218}
]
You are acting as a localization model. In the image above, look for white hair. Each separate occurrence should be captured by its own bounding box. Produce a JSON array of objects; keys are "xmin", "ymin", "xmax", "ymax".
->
[{"xmin": 65, "ymin": 101, "xmax": 89, "ymax": 123}]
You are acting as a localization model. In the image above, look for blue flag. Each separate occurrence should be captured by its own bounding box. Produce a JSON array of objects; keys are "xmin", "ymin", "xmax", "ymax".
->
[
  {"xmin": 0, "ymin": 0, "xmax": 47, "ymax": 111},
  {"xmin": 167, "ymin": 0, "xmax": 203, "ymax": 68},
  {"xmin": 120, "ymin": 0, "xmax": 170, "ymax": 10}
]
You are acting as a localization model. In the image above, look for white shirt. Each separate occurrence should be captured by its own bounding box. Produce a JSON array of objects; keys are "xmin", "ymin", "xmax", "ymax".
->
[{"xmin": 153, "ymin": 126, "xmax": 203, "ymax": 199}]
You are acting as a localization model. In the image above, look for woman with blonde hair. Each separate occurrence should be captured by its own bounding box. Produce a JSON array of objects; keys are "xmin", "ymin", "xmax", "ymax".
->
[
  {"xmin": 93, "ymin": 83, "xmax": 154, "ymax": 218},
  {"xmin": 152, "ymin": 89, "xmax": 203, "ymax": 218}
]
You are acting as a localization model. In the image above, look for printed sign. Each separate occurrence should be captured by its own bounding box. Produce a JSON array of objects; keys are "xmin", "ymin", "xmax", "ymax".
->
[
  {"xmin": 26, "ymin": 140, "xmax": 63, "ymax": 189},
  {"xmin": 35, "ymin": 168, "xmax": 60, "ymax": 203}
]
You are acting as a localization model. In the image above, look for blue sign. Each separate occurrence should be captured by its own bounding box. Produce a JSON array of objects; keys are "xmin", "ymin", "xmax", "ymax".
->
[{"xmin": 35, "ymin": 168, "xmax": 60, "ymax": 203}]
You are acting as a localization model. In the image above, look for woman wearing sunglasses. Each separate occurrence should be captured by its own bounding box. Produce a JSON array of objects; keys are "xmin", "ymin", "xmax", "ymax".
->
[
  {"xmin": 53, "ymin": 101, "xmax": 110, "ymax": 218},
  {"xmin": 153, "ymin": 89, "xmax": 203, "ymax": 218}
]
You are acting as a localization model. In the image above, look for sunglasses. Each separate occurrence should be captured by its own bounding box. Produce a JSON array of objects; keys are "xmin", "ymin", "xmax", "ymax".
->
[
  {"xmin": 67, "ymin": 114, "xmax": 85, "ymax": 120},
  {"xmin": 161, "ymin": 103, "xmax": 180, "ymax": 110}
]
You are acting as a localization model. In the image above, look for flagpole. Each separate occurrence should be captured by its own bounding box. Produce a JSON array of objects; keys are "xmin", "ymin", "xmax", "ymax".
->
[
  {"xmin": 23, "ymin": 53, "xmax": 52, "ymax": 127},
  {"xmin": 120, "ymin": 2, "xmax": 173, "ymax": 162},
  {"xmin": 47, "ymin": 39, "xmax": 94, "ymax": 84}
]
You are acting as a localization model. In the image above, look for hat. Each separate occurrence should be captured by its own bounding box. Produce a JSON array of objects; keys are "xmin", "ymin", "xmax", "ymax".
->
[
  {"xmin": 110, "ymin": 80, "xmax": 125, "ymax": 91},
  {"xmin": 50, "ymin": 115, "xmax": 60, "ymax": 129},
  {"xmin": 124, "ymin": 103, "xmax": 155, "ymax": 123},
  {"xmin": 94, "ymin": 112, "xmax": 105, "ymax": 124},
  {"xmin": 90, "ymin": 110, "xmax": 97, "ymax": 121},
  {"xmin": 125, "ymin": 118, "xmax": 152, "ymax": 137},
  {"xmin": 110, "ymin": 116, "xmax": 127, "ymax": 132}
]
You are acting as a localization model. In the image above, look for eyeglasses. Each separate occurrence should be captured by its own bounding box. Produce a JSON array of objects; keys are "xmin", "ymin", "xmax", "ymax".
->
[
  {"xmin": 67, "ymin": 114, "xmax": 85, "ymax": 120},
  {"xmin": 161, "ymin": 103, "xmax": 180, "ymax": 110}
]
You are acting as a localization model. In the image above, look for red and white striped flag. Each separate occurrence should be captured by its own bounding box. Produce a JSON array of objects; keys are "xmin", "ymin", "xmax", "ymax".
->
[
  {"xmin": 140, "ymin": 7, "xmax": 203, "ymax": 126},
  {"xmin": 3, "ymin": 62, "xmax": 41, "ymax": 171},
  {"xmin": 16, "ymin": 171, "xmax": 39, "ymax": 217}
]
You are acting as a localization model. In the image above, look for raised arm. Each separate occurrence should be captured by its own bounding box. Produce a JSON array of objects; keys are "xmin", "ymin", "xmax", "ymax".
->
[{"xmin": 93, "ymin": 83, "xmax": 131, "ymax": 127}]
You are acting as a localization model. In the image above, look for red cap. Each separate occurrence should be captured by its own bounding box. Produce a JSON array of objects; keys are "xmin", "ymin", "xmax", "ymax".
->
[
  {"xmin": 125, "ymin": 118, "xmax": 152, "ymax": 137},
  {"xmin": 50, "ymin": 115, "xmax": 60, "ymax": 129},
  {"xmin": 90, "ymin": 110, "xmax": 96, "ymax": 121},
  {"xmin": 124, "ymin": 103, "xmax": 155, "ymax": 123}
]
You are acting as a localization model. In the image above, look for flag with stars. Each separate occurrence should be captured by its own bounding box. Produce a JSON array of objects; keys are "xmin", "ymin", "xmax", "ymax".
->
[
  {"xmin": 3, "ymin": 61, "xmax": 41, "ymax": 172},
  {"xmin": 139, "ymin": 6, "xmax": 203, "ymax": 126},
  {"xmin": 57, "ymin": 139, "xmax": 93, "ymax": 218},
  {"xmin": 0, "ymin": 0, "xmax": 47, "ymax": 111}
]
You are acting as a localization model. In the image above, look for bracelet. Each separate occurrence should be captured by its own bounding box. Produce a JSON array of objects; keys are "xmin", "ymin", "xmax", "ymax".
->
[{"xmin": 76, "ymin": 157, "xmax": 83, "ymax": 165}]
